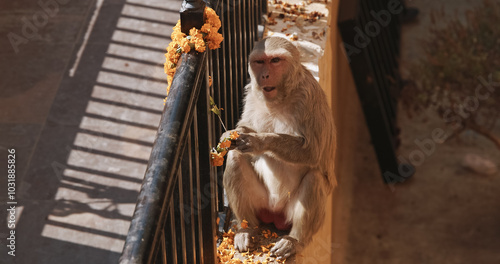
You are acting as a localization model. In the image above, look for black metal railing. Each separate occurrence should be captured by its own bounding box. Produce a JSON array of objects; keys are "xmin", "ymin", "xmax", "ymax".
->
[
  {"xmin": 337, "ymin": 0, "xmax": 415, "ymax": 183},
  {"xmin": 120, "ymin": 0, "xmax": 265, "ymax": 263}
]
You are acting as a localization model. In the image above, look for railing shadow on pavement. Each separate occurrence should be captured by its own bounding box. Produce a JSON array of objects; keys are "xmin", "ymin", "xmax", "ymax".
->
[{"xmin": 12, "ymin": 0, "xmax": 185, "ymax": 263}]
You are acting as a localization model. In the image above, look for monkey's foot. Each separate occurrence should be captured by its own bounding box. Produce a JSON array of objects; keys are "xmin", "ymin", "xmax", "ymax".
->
[
  {"xmin": 234, "ymin": 228, "xmax": 257, "ymax": 252},
  {"xmin": 270, "ymin": 235, "xmax": 300, "ymax": 260}
]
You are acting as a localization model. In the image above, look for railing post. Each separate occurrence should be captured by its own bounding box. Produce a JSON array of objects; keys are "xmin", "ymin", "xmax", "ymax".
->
[{"xmin": 180, "ymin": 0, "xmax": 206, "ymax": 34}]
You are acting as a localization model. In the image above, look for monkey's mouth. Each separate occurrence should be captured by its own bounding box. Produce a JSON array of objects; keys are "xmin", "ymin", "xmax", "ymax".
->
[
  {"xmin": 262, "ymin": 86, "xmax": 276, "ymax": 92},
  {"xmin": 262, "ymin": 86, "xmax": 278, "ymax": 99}
]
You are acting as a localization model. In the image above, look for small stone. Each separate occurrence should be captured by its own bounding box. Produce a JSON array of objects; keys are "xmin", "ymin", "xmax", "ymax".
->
[{"xmin": 461, "ymin": 153, "xmax": 498, "ymax": 175}]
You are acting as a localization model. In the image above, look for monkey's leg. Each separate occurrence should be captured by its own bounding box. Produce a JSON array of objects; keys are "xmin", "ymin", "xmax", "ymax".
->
[
  {"xmin": 223, "ymin": 150, "xmax": 268, "ymax": 251},
  {"xmin": 270, "ymin": 170, "xmax": 327, "ymax": 259}
]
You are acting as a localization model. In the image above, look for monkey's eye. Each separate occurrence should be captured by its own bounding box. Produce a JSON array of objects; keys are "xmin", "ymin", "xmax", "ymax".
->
[
  {"xmin": 270, "ymin": 57, "xmax": 281, "ymax": 63},
  {"xmin": 255, "ymin": 60, "xmax": 265, "ymax": 64}
]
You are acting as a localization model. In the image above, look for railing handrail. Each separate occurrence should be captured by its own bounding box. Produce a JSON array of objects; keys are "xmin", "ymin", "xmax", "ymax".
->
[{"xmin": 120, "ymin": 52, "xmax": 207, "ymax": 264}]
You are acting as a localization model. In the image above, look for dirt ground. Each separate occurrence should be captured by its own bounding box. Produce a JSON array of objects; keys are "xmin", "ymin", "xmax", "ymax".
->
[{"xmin": 342, "ymin": 1, "xmax": 500, "ymax": 263}]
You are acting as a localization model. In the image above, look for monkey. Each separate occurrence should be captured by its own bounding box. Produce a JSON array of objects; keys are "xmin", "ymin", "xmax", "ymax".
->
[{"xmin": 221, "ymin": 36, "xmax": 336, "ymax": 259}]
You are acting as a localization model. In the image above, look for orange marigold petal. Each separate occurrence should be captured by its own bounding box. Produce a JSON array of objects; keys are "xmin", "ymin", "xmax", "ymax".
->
[
  {"xmin": 241, "ymin": 219, "xmax": 249, "ymax": 229},
  {"xmin": 219, "ymin": 139, "xmax": 231, "ymax": 149},
  {"xmin": 230, "ymin": 131, "xmax": 240, "ymax": 140}
]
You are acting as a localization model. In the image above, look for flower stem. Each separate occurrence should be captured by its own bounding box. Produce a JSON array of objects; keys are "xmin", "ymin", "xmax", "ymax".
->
[{"xmin": 218, "ymin": 115, "xmax": 227, "ymax": 132}]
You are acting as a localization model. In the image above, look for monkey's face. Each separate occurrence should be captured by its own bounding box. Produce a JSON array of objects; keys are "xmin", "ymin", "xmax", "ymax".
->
[{"xmin": 249, "ymin": 54, "xmax": 290, "ymax": 101}]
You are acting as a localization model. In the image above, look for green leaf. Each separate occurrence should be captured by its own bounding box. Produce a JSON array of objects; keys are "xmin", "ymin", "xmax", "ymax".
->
[{"xmin": 211, "ymin": 107, "xmax": 220, "ymax": 116}]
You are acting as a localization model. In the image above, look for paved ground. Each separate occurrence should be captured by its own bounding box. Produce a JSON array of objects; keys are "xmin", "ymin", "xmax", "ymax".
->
[{"xmin": 0, "ymin": 0, "xmax": 181, "ymax": 263}]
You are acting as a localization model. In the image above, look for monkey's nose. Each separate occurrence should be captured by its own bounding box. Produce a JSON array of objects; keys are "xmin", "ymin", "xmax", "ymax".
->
[{"xmin": 262, "ymin": 74, "xmax": 269, "ymax": 79}]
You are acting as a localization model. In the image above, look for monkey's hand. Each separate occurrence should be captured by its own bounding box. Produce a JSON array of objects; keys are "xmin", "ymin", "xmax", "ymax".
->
[
  {"xmin": 220, "ymin": 126, "xmax": 256, "ymax": 143},
  {"xmin": 220, "ymin": 129, "xmax": 237, "ymax": 144},
  {"xmin": 235, "ymin": 133, "xmax": 264, "ymax": 154},
  {"xmin": 270, "ymin": 235, "xmax": 301, "ymax": 260},
  {"xmin": 234, "ymin": 228, "xmax": 256, "ymax": 252}
]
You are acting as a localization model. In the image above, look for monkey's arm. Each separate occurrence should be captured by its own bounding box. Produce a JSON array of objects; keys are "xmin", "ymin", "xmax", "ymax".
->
[
  {"xmin": 236, "ymin": 125, "xmax": 256, "ymax": 133},
  {"xmin": 236, "ymin": 132, "xmax": 320, "ymax": 165}
]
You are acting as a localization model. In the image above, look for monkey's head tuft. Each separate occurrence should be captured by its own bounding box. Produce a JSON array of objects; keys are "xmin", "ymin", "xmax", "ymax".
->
[{"xmin": 248, "ymin": 37, "xmax": 301, "ymax": 102}]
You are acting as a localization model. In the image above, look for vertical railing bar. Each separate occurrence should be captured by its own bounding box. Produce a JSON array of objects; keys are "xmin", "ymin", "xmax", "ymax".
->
[
  {"xmin": 181, "ymin": 129, "xmax": 196, "ymax": 264},
  {"xmin": 169, "ymin": 202, "xmax": 178, "ymax": 264},
  {"xmin": 213, "ymin": 4, "xmax": 225, "ymax": 214},
  {"xmin": 247, "ymin": 0, "xmax": 252, "ymax": 52},
  {"xmin": 193, "ymin": 78, "xmax": 209, "ymax": 264},
  {"xmin": 252, "ymin": 0, "xmax": 256, "ymax": 45},
  {"xmin": 218, "ymin": 2, "xmax": 225, "ymax": 129},
  {"xmin": 256, "ymin": 0, "xmax": 260, "ymax": 38},
  {"xmin": 177, "ymin": 165, "xmax": 188, "ymax": 264},
  {"xmin": 224, "ymin": 0, "xmax": 232, "ymax": 132},
  {"xmin": 231, "ymin": 0, "xmax": 237, "ymax": 127},
  {"xmin": 207, "ymin": 50, "xmax": 220, "ymax": 214},
  {"xmin": 193, "ymin": 104, "xmax": 204, "ymax": 264},
  {"xmin": 229, "ymin": 0, "xmax": 236, "ymax": 127},
  {"xmin": 256, "ymin": 0, "xmax": 260, "ymax": 39},
  {"xmin": 163, "ymin": 200, "xmax": 173, "ymax": 264},
  {"xmin": 161, "ymin": 230, "xmax": 167, "ymax": 264},
  {"xmin": 192, "ymin": 110, "xmax": 202, "ymax": 264},
  {"xmin": 218, "ymin": 2, "xmax": 228, "ymax": 216},
  {"xmin": 188, "ymin": 126, "xmax": 197, "ymax": 264},
  {"xmin": 199, "ymin": 52, "xmax": 217, "ymax": 264},
  {"xmin": 214, "ymin": 47, "xmax": 222, "ymax": 137},
  {"xmin": 234, "ymin": 0, "xmax": 240, "ymax": 128},
  {"xmin": 242, "ymin": 0, "xmax": 248, "ymax": 84},
  {"xmin": 236, "ymin": 0, "xmax": 244, "ymax": 124}
]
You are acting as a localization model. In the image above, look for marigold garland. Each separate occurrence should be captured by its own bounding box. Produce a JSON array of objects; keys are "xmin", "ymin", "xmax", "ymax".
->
[
  {"xmin": 210, "ymin": 131, "xmax": 239, "ymax": 167},
  {"xmin": 209, "ymin": 96, "xmax": 240, "ymax": 167},
  {"xmin": 164, "ymin": 7, "xmax": 224, "ymax": 99}
]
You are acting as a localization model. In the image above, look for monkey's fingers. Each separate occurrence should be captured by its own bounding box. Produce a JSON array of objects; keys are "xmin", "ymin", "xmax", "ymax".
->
[
  {"xmin": 236, "ymin": 142, "xmax": 253, "ymax": 153},
  {"xmin": 234, "ymin": 232, "xmax": 254, "ymax": 252},
  {"xmin": 270, "ymin": 236, "xmax": 297, "ymax": 260},
  {"xmin": 234, "ymin": 133, "xmax": 255, "ymax": 153},
  {"xmin": 220, "ymin": 129, "xmax": 237, "ymax": 143}
]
